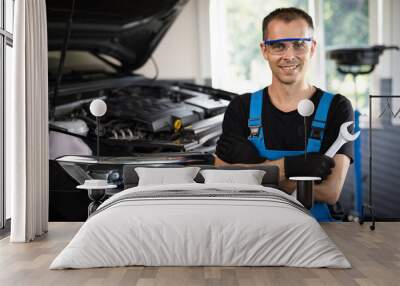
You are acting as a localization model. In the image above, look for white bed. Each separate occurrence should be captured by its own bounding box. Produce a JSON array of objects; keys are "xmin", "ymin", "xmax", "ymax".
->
[{"xmin": 50, "ymin": 183, "xmax": 351, "ymax": 269}]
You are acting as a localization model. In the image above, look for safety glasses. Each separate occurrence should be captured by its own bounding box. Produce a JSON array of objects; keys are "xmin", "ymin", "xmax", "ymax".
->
[{"xmin": 263, "ymin": 37, "xmax": 313, "ymax": 55}]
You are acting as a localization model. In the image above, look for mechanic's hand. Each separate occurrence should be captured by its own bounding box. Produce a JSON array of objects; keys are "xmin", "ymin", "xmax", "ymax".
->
[
  {"xmin": 284, "ymin": 152, "xmax": 335, "ymax": 180},
  {"xmin": 216, "ymin": 134, "xmax": 265, "ymax": 164}
]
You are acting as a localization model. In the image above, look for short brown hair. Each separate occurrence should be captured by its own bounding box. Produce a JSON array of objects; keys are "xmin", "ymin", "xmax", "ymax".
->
[{"xmin": 262, "ymin": 7, "xmax": 314, "ymax": 40}]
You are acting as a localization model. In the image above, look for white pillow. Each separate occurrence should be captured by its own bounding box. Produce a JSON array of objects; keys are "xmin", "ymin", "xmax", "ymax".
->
[
  {"xmin": 200, "ymin": 169, "xmax": 266, "ymax": 185},
  {"xmin": 135, "ymin": 167, "xmax": 201, "ymax": 186}
]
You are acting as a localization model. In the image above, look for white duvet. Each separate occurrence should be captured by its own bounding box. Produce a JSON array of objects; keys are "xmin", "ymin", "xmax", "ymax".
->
[{"xmin": 50, "ymin": 183, "xmax": 351, "ymax": 269}]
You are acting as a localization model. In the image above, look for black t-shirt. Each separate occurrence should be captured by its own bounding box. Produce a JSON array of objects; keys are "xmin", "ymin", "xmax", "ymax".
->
[{"xmin": 216, "ymin": 87, "xmax": 354, "ymax": 164}]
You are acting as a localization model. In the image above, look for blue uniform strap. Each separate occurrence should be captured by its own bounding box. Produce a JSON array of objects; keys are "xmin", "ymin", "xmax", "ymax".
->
[
  {"xmin": 313, "ymin": 92, "xmax": 335, "ymax": 127},
  {"xmin": 248, "ymin": 90, "xmax": 264, "ymax": 137},
  {"xmin": 311, "ymin": 202, "xmax": 335, "ymax": 222},
  {"xmin": 307, "ymin": 92, "xmax": 335, "ymax": 153}
]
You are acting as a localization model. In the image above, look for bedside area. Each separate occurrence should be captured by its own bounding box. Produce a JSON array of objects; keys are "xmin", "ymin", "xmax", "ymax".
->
[
  {"xmin": 49, "ymin": 153, "xmax": 214, "ymax": 221},
  {"xmin": 77, "ymin": 180, "xmax": 117, "ymax": 215}
]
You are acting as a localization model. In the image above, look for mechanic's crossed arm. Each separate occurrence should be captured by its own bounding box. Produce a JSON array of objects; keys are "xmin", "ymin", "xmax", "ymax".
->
[{"xmin": 214, "ymin": 153, "xmax": 350, "ymax": 205}]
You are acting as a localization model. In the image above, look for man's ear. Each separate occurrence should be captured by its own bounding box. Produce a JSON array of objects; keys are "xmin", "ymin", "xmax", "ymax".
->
[
  {"xmin": 310, "ymin": 39, "xmax": 317, "ymax": 58},
  {"xmin": 260, "ymin": 42, "xmax": 269, "ymax": 61}
]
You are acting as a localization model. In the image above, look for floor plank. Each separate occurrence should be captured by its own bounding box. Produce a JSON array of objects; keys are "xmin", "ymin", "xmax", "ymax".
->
[{"xmin": 0, "ymin": 222, "xmax": 399, "ymax": 286}]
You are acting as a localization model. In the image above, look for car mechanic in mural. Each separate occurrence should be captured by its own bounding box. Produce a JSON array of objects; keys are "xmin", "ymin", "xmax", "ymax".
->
[{"xmin": 214, "ymin": 7, "xmax": 354, "ymax": 221}]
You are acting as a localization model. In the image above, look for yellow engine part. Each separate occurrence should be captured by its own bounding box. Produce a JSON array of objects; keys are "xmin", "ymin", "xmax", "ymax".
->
[{"xmin": 174, "ymin": 119, "xmax": 182, "ymax": 132}]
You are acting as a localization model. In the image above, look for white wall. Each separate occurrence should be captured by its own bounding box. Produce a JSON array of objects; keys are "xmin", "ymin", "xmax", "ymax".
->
[
  {"xmin": 308, "ymin": 0, "xmax": 326, "ymax": 89},
  {"xmin": 136, "ymin": 0, "xmax": 211, "ymax": 84}
]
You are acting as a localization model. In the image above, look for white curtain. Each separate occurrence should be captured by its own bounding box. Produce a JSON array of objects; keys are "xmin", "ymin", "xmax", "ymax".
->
[{"xmin": 7, "ymin": 0, "xmax": 49, "ymax": 242}]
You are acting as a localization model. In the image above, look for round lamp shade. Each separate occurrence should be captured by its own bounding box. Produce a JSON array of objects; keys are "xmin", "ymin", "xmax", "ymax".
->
[
  {"xmin": 297, "ymin": 99, "xmax": 314, "ymax": 117},
  {"xmin": 90, "ymin": 99, "xmax": 107, "ymax": 117}
]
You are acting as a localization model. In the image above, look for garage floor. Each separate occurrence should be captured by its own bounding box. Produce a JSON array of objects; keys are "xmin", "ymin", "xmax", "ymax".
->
[{"xmin": 0, "ymin": 222, "xmax": 398, "ymax": 286}]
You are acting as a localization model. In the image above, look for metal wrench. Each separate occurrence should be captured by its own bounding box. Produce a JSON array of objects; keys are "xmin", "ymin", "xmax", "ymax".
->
[{"xmin": 325, "ymin": 121, "xmax": 360, "ymax": 158}]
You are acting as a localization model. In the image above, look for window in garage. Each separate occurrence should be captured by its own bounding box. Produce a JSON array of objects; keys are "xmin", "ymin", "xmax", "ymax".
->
[
  {"xmin": 324, "ymin": 0, "xmax": 369, "ymax": 112},
  {"xmin": 0, "ymin": 0, "xmax": 14, "ymax": 231}
]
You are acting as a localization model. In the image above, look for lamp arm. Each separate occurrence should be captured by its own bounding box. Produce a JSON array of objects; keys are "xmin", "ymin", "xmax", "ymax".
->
[{"xmin": 96, "ymin": 116, "xmax": 100, "ymax": 161}]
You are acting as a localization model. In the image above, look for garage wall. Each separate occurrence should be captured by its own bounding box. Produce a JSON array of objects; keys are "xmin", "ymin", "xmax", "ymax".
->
[{"xmin": 136, "ymin": 0, "xmax": 211, "ymax": 84}]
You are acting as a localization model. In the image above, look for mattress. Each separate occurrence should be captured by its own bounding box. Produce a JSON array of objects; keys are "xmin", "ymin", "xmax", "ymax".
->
[{"xmin": 50, "ymin": 183, "xmax": 351, "ymax": 269}]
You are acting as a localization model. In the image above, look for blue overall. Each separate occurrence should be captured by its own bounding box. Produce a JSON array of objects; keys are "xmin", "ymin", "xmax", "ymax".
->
[{"xmin": 247, "ymin": 89, "xmax": 335, "ymax": 222}]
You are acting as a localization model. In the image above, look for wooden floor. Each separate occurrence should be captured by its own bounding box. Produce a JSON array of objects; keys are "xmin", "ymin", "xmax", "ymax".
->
[{"xmin": 0, "ymin": 222, "xmax": 399, "ymax": 286}]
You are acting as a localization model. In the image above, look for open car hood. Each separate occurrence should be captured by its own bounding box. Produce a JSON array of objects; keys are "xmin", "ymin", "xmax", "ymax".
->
[{"xmin": 46, "ymin": 0, "xmax": 188, "ymax": 73}]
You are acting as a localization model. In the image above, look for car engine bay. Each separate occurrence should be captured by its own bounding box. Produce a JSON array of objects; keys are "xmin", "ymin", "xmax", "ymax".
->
[{"xmin": 49, "ymin": 80, "xmax": 234, "ymax": 159}]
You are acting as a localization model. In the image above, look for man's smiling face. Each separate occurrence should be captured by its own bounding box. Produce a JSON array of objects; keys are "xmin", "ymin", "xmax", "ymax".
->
[{"xmin": 261, "ymin": 18, "xmax": 316, "ymax": 85}]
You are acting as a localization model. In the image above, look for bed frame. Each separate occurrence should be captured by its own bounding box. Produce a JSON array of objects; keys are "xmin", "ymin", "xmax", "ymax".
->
[{"xmin": 122, "ymin": 165, "xmax": 280, "ymax": 189}]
